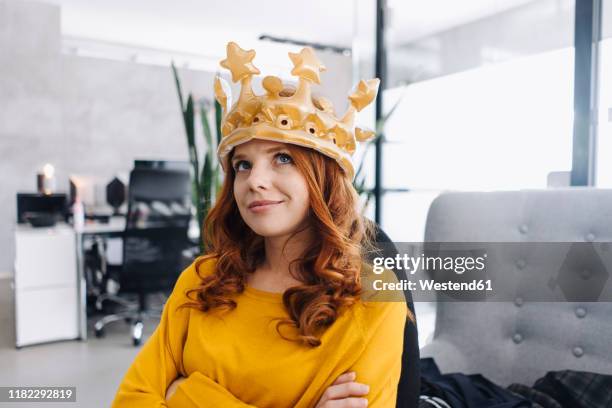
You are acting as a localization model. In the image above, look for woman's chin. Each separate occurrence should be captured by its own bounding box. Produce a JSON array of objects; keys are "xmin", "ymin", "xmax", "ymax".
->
[{"xmin": 248, "ymin": 223, "xmax": 294, "ymax": 238}]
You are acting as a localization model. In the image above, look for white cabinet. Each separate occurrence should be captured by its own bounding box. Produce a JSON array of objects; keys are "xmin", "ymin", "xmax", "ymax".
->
[{"xmin": 14, "ymin": 224, "xmax": 79, "ymax": 347}]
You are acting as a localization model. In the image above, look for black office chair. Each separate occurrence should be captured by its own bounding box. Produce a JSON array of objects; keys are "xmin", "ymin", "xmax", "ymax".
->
[
  {"xmin": 94, "ymin": 167, "xmax": 195, "ymax": 346},
  {"xmin": 363, "ymin": 220, "xmax": 420, "ymax": 408}
]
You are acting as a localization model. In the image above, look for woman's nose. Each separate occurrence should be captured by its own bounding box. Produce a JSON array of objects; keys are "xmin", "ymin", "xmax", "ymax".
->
[{"xmin": 246, "ymin": 163, "xmax": 272, "ymax": 190}]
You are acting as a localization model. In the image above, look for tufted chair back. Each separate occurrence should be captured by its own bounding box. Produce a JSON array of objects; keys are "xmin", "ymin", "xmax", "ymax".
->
[{"xmin": 419, "ymin": 188, "xmax": 612, "ymax": 386}]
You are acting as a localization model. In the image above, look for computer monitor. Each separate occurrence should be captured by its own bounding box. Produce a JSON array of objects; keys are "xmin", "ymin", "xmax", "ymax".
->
[
  {"xmin": 133, "ymin": 160, "xmax": 189, "ymax": 172},
  {"xmin": 16, "ymin": 193, "xmax": 68, "ymax": 224}
]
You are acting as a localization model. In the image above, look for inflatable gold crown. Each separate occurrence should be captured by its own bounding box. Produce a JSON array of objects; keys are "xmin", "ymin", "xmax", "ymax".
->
[{"xmin": 214, "ymin": 41, "xmax": 380, "ymax": 180}]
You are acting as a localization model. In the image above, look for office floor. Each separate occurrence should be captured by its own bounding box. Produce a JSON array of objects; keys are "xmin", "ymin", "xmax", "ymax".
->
[
  {"xmin": 0, "ymin": 277, "xmax": 436, "ymax": 408},
  {"xmin": 0, "ymin": 277, "xmax": 154, "ymax": 407}
]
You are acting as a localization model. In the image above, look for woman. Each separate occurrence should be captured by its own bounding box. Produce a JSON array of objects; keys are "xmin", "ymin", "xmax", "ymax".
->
[{"xmin": 112, "ymin": 42, "xmax": 412, "ymax": 408}]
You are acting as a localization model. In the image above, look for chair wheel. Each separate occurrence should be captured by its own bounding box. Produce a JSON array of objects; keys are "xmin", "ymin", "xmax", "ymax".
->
[
  {"xmin": 131, "ymin": 320, "xmax": 144, "ymax": 347},
  {"xmin": 94, "ymin": 327, "xmax": 105, "ymax": 338}
]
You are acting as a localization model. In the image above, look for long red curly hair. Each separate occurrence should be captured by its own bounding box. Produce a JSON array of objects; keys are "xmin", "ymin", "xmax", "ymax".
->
[{"xmin": 184, "ymin": 141, "xmax": 392, "ymax": 347}]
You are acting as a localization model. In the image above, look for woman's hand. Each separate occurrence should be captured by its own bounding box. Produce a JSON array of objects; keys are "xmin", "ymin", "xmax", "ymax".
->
[
  {"xmin": 315, "ymin": 371, "xmax": 370, "ymax": 407},
  {"xmin": 165, "ymin": 376, "xmax": 187, "ymax": 400}
]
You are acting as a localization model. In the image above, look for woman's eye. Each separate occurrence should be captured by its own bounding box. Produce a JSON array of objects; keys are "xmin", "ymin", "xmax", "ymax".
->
[
  {"xmin": 276, "ymin": 153, "xmax": 293, "ymax": 164},
  {"xmin": 233, "ymin": 160, "xmax": 250, "ymax": 171},
  {"xmin": 233, "ymin": 153, "xmax": 292, "ymax": 171}
]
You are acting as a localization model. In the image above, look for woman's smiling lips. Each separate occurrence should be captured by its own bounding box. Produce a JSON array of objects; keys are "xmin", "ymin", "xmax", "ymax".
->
[{"xmin": 248, "ymin": 200, "xmax": 284, "ymax": 213}]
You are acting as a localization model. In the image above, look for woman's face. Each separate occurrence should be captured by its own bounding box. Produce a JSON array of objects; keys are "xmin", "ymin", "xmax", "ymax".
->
[{"xmin": 232, "ymin": 139, "xmax": 310, "ymax": 238}]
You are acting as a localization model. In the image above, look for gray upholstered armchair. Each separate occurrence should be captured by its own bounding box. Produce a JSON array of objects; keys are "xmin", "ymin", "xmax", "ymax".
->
[{"xmin": 420, "ymin": 188, "xmax": 612, "ymax": 387}]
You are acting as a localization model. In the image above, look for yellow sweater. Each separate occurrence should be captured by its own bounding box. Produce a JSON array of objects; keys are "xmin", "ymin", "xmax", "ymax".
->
[{"xmin": 112, "ymin": 255, "xmax": 408, "ymax": 407}]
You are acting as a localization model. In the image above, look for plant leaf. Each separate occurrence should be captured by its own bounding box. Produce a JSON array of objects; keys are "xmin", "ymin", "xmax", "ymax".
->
[
  {"xmin": 200, "ymin": 104, "xmax": 214, "ymax": 157},
  {"xmin": 201, "ymin": 154, "xmax": 213, "ymax": 215},
  {"xmin": 353, "ymin": 133, "xmax": 381, "ymax": 183},
  {"xmin": 171, "ymin": 62, "xmax": 185, "ymax": 112},
  {"xmin": 185, "ymin": 95, "xmax": 199, "ymax": 187},
  {"xmin": 375, "ymin": 84, "xmax": 409, "ymax": 135},
  {"xmin": 214, "ymin": 100, "xmax": 223, "ymax": 144}
]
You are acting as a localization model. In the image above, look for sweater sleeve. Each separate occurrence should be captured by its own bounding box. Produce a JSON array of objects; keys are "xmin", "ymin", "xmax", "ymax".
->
[
  {"xmin": 111, "ymin": 256, "xmax": 257, "ymax": 407},
  {"xmin": 167, "ymin": 371, "xmax": 257, "ymax": 407},
  {"xmin": 349, "ymin": 267, "xmax": 409, "ymax": 407}
]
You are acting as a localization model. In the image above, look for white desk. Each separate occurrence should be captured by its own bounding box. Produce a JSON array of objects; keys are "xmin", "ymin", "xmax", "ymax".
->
[
  {"xmin": 82, "ymin": 216, "xmax": 126, "ymax": 234},
  {"xmin": 14, "ymin": 223, "xmax": 79, "ymax": 347},
  {"xmin": 13, "ymin": 217, "xmax": 125, "ymax": 347}
]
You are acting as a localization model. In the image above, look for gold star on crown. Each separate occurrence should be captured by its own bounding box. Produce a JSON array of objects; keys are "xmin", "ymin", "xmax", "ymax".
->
[{"xmin": 215, "ymin": 41, "xmax": 380, "ymax": 180}]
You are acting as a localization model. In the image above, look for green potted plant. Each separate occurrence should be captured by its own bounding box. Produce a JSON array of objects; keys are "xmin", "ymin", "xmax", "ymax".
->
[
  {"xmin": 353, "ymin": 87, "xmax": 406, "ymax": 215},
  {"xmin": 171, "ymin": 63, "xmax": 222, "ymax": 253}
]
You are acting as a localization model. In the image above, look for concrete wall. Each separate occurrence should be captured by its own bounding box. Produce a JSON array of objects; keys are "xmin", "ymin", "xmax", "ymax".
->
[{"xmin": 0, "ymin": 0, "xmax": 352, "ymax": 274}]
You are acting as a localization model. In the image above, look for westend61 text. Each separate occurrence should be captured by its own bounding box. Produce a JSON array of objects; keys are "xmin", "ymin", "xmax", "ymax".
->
[{"xmin": 373, "ymin": 279, "xmax": 493, "ymax": 292}]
